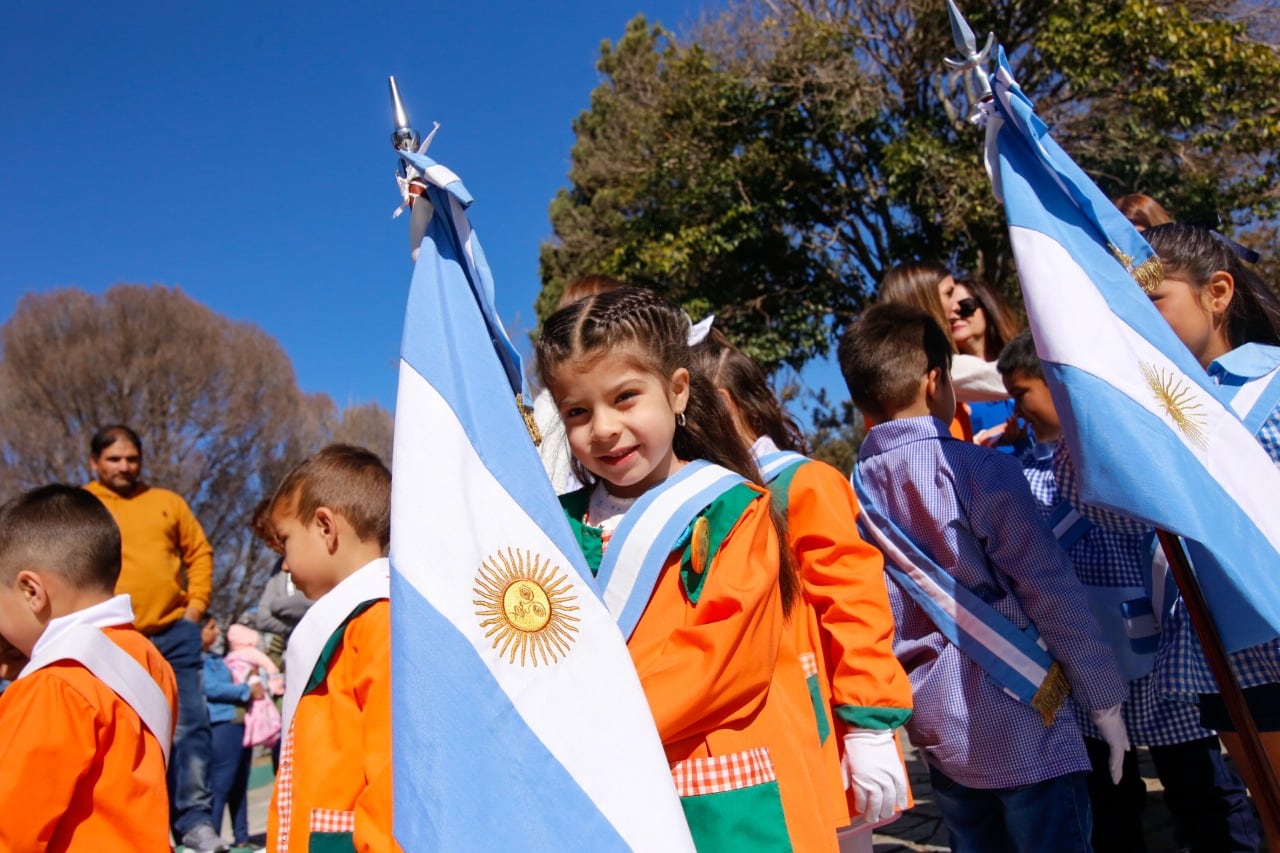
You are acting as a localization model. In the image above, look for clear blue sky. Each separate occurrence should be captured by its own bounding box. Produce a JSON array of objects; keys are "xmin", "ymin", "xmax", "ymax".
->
[{"xmin": 1, "ymin": 0, "xmax": 718, "ymax": 411}]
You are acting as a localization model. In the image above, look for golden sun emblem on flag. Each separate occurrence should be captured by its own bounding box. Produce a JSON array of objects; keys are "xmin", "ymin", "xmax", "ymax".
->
[
  {"xmin": 473, "ymin": 548, "xmax": 580, "ymax": 666},
  {"xmin": 1140, "ymin": 362, "xmax": 1209, "ymax": 450}
]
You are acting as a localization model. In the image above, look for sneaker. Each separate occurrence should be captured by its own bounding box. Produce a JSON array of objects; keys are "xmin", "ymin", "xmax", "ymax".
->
[{"xmin": 180, "ymin": 823, "xmax": 230, "ymax": 853}]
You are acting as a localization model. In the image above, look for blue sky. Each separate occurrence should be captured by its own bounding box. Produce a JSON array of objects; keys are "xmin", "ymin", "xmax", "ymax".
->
[{"xmin": 1, "ymin": 0, "xmax": 725, "ymax": 412}]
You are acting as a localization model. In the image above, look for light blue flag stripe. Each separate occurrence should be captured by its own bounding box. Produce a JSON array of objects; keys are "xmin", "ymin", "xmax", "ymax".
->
[
  {"xmin": 391, "ymin": 572, "xmax": 627, "ymax": 850},
  {"xmin": 988, "ymin": 49, "xmax": 1280, "ymax": 653}
]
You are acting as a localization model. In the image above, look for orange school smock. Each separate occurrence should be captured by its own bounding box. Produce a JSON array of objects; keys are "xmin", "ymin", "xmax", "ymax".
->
[
  {"xmin": 268, "ymin": 599, "xmax": 397, "ymax": 853},
  {"xmin": 564, "ymin": 482, "xmax": 836, "ymax": 853},
  {"xmin": 768, "ymin": 459, "xmax": 914, "ymax": 827},
  {"xmin": 0, "ymin": 624, "xmax": 178, "ymax": 852}
]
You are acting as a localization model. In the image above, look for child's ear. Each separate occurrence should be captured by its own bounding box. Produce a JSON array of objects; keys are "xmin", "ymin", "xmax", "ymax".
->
[
  {"xmin": 924, "ymin": 367, "xmax": 943, "ymax": 400},
  {"xmin": 669, "ymin": 367, "xmax": 691, "ymax": 415},
  {"xmin": 15, "ymin": 570, "xmax": 49, "ymax": 615},
  {"xmin": 1205, "ymin": 270, "xmax": 1235, "ymax": 316},
  {"xmin": 314, "ymin": 507, "xmax": 340, "ymax": 553}
]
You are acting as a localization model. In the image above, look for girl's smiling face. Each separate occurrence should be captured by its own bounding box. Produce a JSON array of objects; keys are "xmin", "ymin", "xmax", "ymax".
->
[
  {"xmin": 550, "ymin": 351, "xmax": 690, "ymax": 498},
  {"xmin": 948, "ymin": 282, "xmax": 987, "ymax": 358}
]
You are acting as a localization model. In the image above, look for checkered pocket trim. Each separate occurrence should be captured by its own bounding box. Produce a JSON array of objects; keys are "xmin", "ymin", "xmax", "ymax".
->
[
  {"xmin": 309, "ymin": 808, "xmax": 356, "ymax": 834},
  {"xmin": 800, "ymin": 651, "xmax": 818, "ymax": 679},
  {"xmin": 671, "ymin": 747, "xmax": 777, "ymax": 797},
  {"xmin": 273, "ymin": 727, "xmax": 295, "ymax": 853}
]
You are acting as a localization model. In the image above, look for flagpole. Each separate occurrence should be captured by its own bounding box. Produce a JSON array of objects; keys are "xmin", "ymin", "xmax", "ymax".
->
[{"xmin": 1155, "ymin": 530, "xmax": 1280, "ymax": 834}]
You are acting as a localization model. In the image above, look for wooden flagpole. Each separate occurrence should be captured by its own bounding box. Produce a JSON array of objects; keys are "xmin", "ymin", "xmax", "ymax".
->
[{"xmin": 1155, "ymin": 530, "xmax": 1280, "ymax": 835}]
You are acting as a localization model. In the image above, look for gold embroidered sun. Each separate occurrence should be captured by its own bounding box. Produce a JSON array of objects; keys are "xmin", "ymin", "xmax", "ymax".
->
[
  {"xmin": 1140, "ymin": 362, "xmax": 1208, "ymax": 450},
  {"xmin": 473, "ymin": 548, "xmax": 580, "ymax": 667}
]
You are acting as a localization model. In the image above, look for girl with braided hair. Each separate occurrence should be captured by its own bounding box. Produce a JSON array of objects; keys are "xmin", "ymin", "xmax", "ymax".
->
[{"xmin": 537, "ymin": 287, "xmax": 836, "ymax": 852}]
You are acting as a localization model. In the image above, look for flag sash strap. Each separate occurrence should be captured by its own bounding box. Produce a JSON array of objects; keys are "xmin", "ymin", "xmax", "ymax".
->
[
  {"xmin": 282, "ymin": 558, "xmax": 390, "ymax": 732},
  {"xmin": 850, "ymin": 466, "xmax": 1054, "ymax": 703},
  {"xmin": 756, "ymin": 450, "xmax": 808, "ymax": 483},
  {"xmin": 1046, "ymin": 500, "xmax": 1092, "ymax": 550},
  {"xmin": 22, "ymin": 623, "xmax": 174, "ymax": 764},
  {"xmin": 597, "ymin": 460, "xmax": 746, "ymax": 638},
  {"xmin": 1220, "ymin": 362, "xmax": 1280, "ymax": 436}
]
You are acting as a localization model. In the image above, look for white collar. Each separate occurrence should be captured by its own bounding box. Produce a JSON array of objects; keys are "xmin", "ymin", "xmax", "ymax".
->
[{"xmin": 28, "ymin": 594, "xmax": 135, "ymax": 662}]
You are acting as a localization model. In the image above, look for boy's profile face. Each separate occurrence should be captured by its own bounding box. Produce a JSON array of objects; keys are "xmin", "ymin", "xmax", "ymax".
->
[
  {"xmin": 1004, "ymin": 370, "xmax": 1062, "ymax": 442},
  {"xmin": 271, "ymin": 503, "xmax": 335, "ymax": 600}
]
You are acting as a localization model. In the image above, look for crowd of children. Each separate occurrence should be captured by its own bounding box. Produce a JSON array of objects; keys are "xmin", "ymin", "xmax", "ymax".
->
[{"xmin": 1, "ymin": 213, "xmax": 1279, "ymax": 853}]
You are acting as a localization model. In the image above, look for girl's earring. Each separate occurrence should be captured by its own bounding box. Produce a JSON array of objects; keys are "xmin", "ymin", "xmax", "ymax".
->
[{"xmin": 676, "ymin": 411, "xmax": 687, "ymax": 427}]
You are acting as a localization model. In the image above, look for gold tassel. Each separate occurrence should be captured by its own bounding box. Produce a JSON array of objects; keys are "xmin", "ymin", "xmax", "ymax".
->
[
  {"xmin": 1109, "ymin": 244, "xmax": 1164, "ymax": 294},
  {"xmin": 1031, "ymin": 661, "xmax": 1070, "ymax": 726},
  {"xmin": 1130, "ymin": 256, "xmax": 1165, "ymax": 294},
  {"xmin": 517, "ymin": 393, "xmax": 543, "ymax": 447}
]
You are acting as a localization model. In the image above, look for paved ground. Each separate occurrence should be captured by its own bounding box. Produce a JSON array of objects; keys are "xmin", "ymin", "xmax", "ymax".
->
[{"xmin": 226, "ymin": 742, "xmax": 1198, "ymax": 852}]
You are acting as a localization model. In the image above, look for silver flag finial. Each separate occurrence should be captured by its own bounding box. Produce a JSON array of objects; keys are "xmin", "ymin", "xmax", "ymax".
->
[
  {"xmin": 943, "ymin": 0, "xmax": 995, "ymax": 122},
  {"xmin": 389, "ymin": 76, "xmax": 421, "ymax": 153}
]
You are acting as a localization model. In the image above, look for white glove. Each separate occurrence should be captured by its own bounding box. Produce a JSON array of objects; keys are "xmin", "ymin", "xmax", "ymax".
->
[
  {"xmin": 841, "ymin": 728, "xmax": 909, "ymax": 825},
  {"xmin": 1089, "ymin": 704, "xmax": 1131, "ymax": 785}
]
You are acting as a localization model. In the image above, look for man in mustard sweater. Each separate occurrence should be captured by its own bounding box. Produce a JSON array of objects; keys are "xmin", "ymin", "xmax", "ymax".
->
[{"xmin": 85, "ymin": 425, "xmax": 228, "ymax": 853}]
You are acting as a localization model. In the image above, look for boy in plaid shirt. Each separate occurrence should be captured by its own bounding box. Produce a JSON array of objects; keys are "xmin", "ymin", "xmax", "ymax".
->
[{"xmin": 998, "ymin": 331, "xmax": 1259, "ymax": 852}]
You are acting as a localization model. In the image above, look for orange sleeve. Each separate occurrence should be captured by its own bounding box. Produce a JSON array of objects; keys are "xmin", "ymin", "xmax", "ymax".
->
[
  {"xmin": 348, "ymin": 603, "xmax": 399, "ymax": 853},
  {"xmin": 636, "ymin": 498, "xmax": 784, "ymax": 745},
  {"xmin": 787, "ymin": 463, "xmax": 913, "ymax": 730},
  {"xmin": 0, "ymin": 674, "xmax": 99, "ymax": 849}
]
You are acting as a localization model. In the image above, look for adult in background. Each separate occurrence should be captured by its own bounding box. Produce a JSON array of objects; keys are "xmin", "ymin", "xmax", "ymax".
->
[
  {"xmin": 84, "ymin": 424, "xmax": 227, "ymax": 853},
  {"xmin": 949, "ymin": 279, "xmax": 1024, "ymax": 449}
]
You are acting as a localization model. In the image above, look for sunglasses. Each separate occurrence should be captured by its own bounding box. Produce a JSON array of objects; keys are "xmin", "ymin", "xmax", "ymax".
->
[{"xmin": 956, "ymin": 297, "xmax": 980, "ymax": 319}]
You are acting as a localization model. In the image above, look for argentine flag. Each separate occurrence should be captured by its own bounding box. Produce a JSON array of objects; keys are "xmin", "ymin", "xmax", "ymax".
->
[
  {"xmin": 984, "ymin": 49, "xmax": 1280, "ymax": 653},
  {"xmin": 389, "ymin": 151, "xmax": 695, "ymax": 851}
]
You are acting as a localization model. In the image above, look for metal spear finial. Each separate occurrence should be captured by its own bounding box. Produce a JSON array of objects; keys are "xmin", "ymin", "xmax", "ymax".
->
[
  {"xmin": 389, "ymin": 76, "xmax": 421, "ymax": 153},
  {"xmin": 943, "ymin": 0, "xmax": 995, "ymax": 124}
]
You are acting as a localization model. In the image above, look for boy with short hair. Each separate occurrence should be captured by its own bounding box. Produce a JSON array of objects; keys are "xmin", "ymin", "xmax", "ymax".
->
[
  {"xmin": 265, "ymin": 444, "xmax": 397, "ymax": 853},
  {"xmin": 997, "ymin": 330, "xmax": 1260, "ymax": 852},
  {"xmin": 0, "ymin": 484, "xmax": 178, "ymax": 851},
  {"xmin": 837, "ymin": 303, "xmax": 1129, "ymax": 851}
]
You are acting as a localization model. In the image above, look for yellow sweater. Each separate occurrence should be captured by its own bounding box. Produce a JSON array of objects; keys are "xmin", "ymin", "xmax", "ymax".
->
[{"xmin": 84, "ymin": 481, "xmax": 214, "ymax": 634}]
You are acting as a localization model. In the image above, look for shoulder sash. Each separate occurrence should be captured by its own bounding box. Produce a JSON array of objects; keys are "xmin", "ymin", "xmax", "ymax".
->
[
  {"xmin": 755, "ymin": 450, "xmax": 808, "ymax": 484},
  {"xmin": 1218, "ymin": 357, "xmax": 1280, "ymax": 437},
  {"xmin": 596, "ymin": 460, "xmax": 746, "ymax": 638},
  {"xmin": 1046, "ymin": 500, "xmax": 1092, "ymax": 550},
  {"xmin": 22, "ymin": 624, "xmax": 173, "ymax": 764},
  {"xmin": 851, "ymin": 465, "xmax": 1060, "ymax": 707},
  {"xmin": 282, "ymin": 558, "xmax": 390, "ymax": 732}
]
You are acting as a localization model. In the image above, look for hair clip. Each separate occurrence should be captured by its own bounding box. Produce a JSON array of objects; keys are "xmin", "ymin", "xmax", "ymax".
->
[
  {"xmin": 687, "ymin": 314, "xmax": 715, "ymax": 345},
  {"xmin": 1185, "ymin": 214, "xmax": 1261, "ymax": 264}
]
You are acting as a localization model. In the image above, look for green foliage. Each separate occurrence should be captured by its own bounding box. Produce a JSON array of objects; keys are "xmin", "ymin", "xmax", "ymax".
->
[{"xmin": 540, "ymin": 0, "xmax": 1280, "ymax": 375}]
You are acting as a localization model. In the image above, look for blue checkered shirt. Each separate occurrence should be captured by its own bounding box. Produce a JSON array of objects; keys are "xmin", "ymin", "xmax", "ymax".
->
[
  {"xmin": 857, "ymin": 417, "xmax": 1127, "ymax": 789},
  {"xmin": 1021, "ymin": 441, "xmax": 1212, "ymax": 746}
]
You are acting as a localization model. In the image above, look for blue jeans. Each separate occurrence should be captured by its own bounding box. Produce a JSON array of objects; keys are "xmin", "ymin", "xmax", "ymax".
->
[
  {"xmin": 209, "ymin": 721, "xmax": 251, "ymax": 843},
  {"xmin": 150, "ymin": 618, "xmax": 215, "ymax": 836},
  {"xmin": 929, "ymin": 765, "xmax": 1092, "ymax": 852}
]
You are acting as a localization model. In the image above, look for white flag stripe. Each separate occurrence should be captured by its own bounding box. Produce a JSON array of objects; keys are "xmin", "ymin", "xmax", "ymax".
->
[
  {"xmin": 391, "ymin": 362, "xmax": 691, "ymax": 851},
  {"xmin": 1011, "ymin": 226, "xmax": 1280, "ymax": 557}
]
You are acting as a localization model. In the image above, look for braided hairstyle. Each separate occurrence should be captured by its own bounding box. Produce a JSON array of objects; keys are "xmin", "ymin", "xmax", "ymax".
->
[
  {"xmin": 537, "ymin": 288, "xmax": 802, "ymax": 612},
  {"xmin": 1145, "ymin": 223, "xmax": 1280, "ymax": 349}
]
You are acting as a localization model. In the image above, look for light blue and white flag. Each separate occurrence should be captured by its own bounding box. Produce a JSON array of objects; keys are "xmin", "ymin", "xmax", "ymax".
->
[
  {"xmin": 983, "ymin": 49, "xmax": 1280, "ymax": 653},
  {"xmin": 389, "ymin": 150, "xmax": 695, "ymax": 852}
]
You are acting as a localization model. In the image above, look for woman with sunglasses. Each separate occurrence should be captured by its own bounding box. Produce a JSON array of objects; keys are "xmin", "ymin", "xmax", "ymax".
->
[
  {"xmin": 948, "ymin": 280, "xmax": 1024, "ymax": 448},
  {"xmin": 878, "ymin": 262, "xmax": 1014, "ymax": 442}
]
